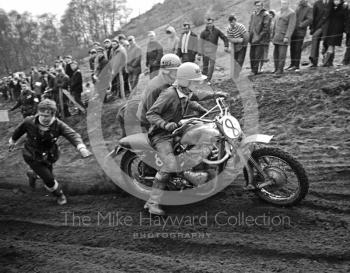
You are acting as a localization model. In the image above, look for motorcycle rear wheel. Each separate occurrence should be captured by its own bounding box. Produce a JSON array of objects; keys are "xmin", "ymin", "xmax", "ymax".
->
[{"xmin": 121, "ymin": 151, "xmax": 154, "ymax": 195}]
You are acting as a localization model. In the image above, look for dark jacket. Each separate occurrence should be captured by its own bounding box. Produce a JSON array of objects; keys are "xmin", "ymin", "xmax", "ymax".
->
[
  {"xmin": 54, "ymin": 73, "xmax": 70, "ymax": 91},
  {"xmin": 89, "ymin": 56, "xmax": 95, "ymax": 72},
  {"xmin": 47, "ymin": 73, "xmax": 56, "ymax": 90},
  {"xmin": 106, "ymin": 47, "xmax": 113, "ymax": 60},
  {"xmin": 137, "ymin": 73, "xmax": 171, "ymax": 128},
  {"xmin": 311, "ymin": 0, "xmax": 332, "ymax": 35},
  {"xmin": 65, "ymin": 63, "xmax": 74, "ymax": 78},
  {"xmin": 293, "ymin": 2, "xmax": 313, "ymax": 36},
  {"xmin": 11, "ymin": 80, "xmax": 21, "ymax": 100},
  {"xmin": 12, "ymin": 116, "xmax": 84, "ymax": 163},
  {"xmin": 199, "ymin": 26, "xmax": 229, "ymax": 56},
  {"xmin": 146, "ymin": 86, "xmax": 207, "ymax": 136},
  {"xmin": 70, "ymin": 69, "xmax": 83, "ymax": 94},
  {"xmin": 325, "ymin": 2, "xmax": 347, "ymax": 46},
  {"xmin": 40, "ymin": 75, "xmax": 48, "ymax": 94},
  {"xmin": 10, "ymin": 89, "xmax": 39, "ymax": 117},
  {"xmin": 346, "ymin": 4, "xmax": 350, "ymax": 34},
  {"xmin": 94, "ymin": 53, "xmax": 109, "ymax": 77},
  {"xmin": 146, "ymin": 41, "xmax": 163, "ymax": 69},
  {"xmin": 248, "ymin": 9, "xmax": 272, "ymax": 45},
  {"xmin": 177, "ymin": 31, "xmax": 199, "ymax": 62}
]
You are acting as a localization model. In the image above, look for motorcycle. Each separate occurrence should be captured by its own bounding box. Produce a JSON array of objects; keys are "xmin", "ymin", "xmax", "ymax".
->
[{"xmin": 113, "ymin": 97, "xmax": 309, "ymax": 207}]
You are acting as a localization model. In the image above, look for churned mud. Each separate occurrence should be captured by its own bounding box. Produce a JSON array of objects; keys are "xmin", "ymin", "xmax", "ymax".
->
[{"xmin": 0, "ymin": 67, "xmax": 349, "ymax": 272}]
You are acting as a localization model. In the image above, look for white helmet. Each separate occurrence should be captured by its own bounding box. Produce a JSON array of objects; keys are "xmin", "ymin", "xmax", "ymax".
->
[
  {"xmin": 160, "ymin": 54, "xmax": 181, "ymax": 70},
  {"xmin": 176, "ymin": 62, "xmax": 207, "ymax": 81}
]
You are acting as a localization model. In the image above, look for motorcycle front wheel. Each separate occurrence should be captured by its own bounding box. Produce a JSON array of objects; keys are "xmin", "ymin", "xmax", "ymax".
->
[{"xmin": 245, "ymin": 147, "xmax": 309, "ymax": 206}]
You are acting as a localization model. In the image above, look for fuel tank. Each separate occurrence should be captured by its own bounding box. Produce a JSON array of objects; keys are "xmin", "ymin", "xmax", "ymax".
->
[{"xmin": 180, "ymin": 122, "xmax": 220, "ymax": 146}]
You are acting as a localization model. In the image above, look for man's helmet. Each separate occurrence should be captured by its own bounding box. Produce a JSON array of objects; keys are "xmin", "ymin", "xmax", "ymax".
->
[
  {"xmin": 160, "ymin": 54, "xmax": 181, "ymax": 70},
  {"xmin": 38, "ymin": 99, "xmax": 57, "ymax": 113},
  {"xmin": 176, "ymin": 62, "xmax": 207, "ymax": 81}
]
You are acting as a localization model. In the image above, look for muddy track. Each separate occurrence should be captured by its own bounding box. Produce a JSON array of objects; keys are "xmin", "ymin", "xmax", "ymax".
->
[
  {"xmin": 0, "ymin": 179, "xmax": 349, "ymax": 273},
  {"xmin": 1, "ymin": 68, "xmax": 350, "ymax": 272}
]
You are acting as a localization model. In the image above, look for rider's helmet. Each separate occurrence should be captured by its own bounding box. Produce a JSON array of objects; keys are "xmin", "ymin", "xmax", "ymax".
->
[
  {"xmin": 176, "ymin": 62, "xmax": 207, "ymax": 82},
  {"xmin": 38, "ymin": 99, "xmax": 57, "ymax": 114},
  {"xmin": 160, "ymin": 54, "xmax": 181, "ymax": 70}
]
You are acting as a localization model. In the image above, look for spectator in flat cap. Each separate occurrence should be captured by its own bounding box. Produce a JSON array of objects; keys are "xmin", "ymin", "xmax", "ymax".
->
[
  {"xmin": 248, "ymin": 1, "xmax": 271, "ymax": 75},
  {"xmin": 104, "ymin": 39, "xmax": 113, "ymax": 60},
  {"xmin": 110, "ymin": 37, "xmax": 129, "ymax": 97},
  {"xmin": 89, "ymin": 49, "xmax": 97, "ymax": 83},
  {"xmin": 94, "ymin": 46, "xmax": 109, "ymax": 81},
  {"xmin": 64, "ymin": 55, "xmax": 74, "ymax": 78},
  {"xmin": 69, "ymin": 61, "xmax": 84, "ymax": 111}
]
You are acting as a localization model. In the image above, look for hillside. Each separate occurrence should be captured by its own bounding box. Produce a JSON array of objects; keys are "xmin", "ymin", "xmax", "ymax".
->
[
  {"xmin": 123, "ymin": 0, "xmax": 254, "ymax": 40},
  {"xmin": 122, "ymin": 0, "xmax": 302, "ymax": 39}
]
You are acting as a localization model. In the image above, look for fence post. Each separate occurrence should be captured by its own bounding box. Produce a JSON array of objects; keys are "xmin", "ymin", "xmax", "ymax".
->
[
  {"xmin": 59, "ymin": 88, "xmax": 65, "ymax": 119},
  {"xmin": 119, "ymin": 70, "xmax": 125, "ymax": 100},
  {"xmin": 230, "ymin": 42, "xmax": 235, "ymax": 80}
]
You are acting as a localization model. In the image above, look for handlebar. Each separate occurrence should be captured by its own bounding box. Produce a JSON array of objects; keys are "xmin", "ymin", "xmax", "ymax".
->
[{"xmin": 171, "ymin": 96, "xmax": 237, "ymax": 136}]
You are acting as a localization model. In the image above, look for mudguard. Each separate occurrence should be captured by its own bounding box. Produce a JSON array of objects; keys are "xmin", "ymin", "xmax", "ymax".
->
[
  {"xmin": 241, "ymin": 134, "xmax": 273, "ymax": 146},
  {"xmin": 119, "ymin": 133, "xmax": 153, "ymax": 151}
]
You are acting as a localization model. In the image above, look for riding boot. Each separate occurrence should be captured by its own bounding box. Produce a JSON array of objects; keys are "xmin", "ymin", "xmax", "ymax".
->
[
  {"xmin": 45, "ymin": 180, "xmax": 67, "ymax": 205},
  {"xmin": 26, "ymin": 170, "xmax": 38, "ymax": 189},
  {"xmin": 323, "ymin": 52, "xmax": 332, "ymax": 67},
  {"xmin": 144, "ymin": 172, "xmax": 170, "ymax": 216}
]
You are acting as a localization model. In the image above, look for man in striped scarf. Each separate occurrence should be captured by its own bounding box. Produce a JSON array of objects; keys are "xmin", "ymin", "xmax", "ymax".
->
[{"xmin": 227, "ymin": 15, "xmax": 249, "ymax": 78}]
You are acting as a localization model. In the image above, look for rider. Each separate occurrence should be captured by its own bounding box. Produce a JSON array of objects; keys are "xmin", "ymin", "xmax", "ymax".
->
[
  {"xmin": 8, "ymin": 99, "xmax": 91, "ymax": 205},
  {"xmin": 144, "ymin": 62, "xmax": 211, "ymax": 215},
  {"xmin": 136, "ymin": 53, "xmax": 181, "ymax": 131},
  {"xmin": 10, "ymin": 80, "xmax": 40, "ymax": 118},
  {"xmin": 135, "ymin": 54, "xmax": 226, "ymax": 134},
  {"xmin": 116, "ymin": 53, "xmax": 182, "ymax": 140}
]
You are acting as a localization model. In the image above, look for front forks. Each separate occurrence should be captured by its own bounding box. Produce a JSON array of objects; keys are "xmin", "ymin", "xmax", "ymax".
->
[{"xmin": 235, "ymin": 143, "xmax": 274, "ymax": 190}]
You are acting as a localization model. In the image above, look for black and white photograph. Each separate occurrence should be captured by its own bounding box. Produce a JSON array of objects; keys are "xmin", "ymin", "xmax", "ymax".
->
[{"xmin": 0, "ymin": 0, "xmax": 349, "ymax": 272}]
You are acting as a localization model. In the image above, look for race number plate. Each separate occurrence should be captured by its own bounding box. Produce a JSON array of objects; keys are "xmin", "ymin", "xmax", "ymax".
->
[{"xmin": 221, "ymin": 115, "xmax": 241, "ymax": 139}]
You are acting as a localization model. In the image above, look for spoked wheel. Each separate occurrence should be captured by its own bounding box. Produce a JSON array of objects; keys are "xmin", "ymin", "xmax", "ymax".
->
[
  {"xmin": 248, "ymin": 147, "xmax": 309, "ymax": 206},
  {"xmin": 120, "ymin": 151, "xmax": 154, "ymax": 195}
]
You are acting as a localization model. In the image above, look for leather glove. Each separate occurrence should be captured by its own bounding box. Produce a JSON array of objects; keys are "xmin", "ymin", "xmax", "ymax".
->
[
  {"xmin": 199, "ymin": 107, "xmax": 209, "ymax": 115},
  {"xmin": 164, "ymin": 122, "xmax": 178, "ymax": 132}
]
